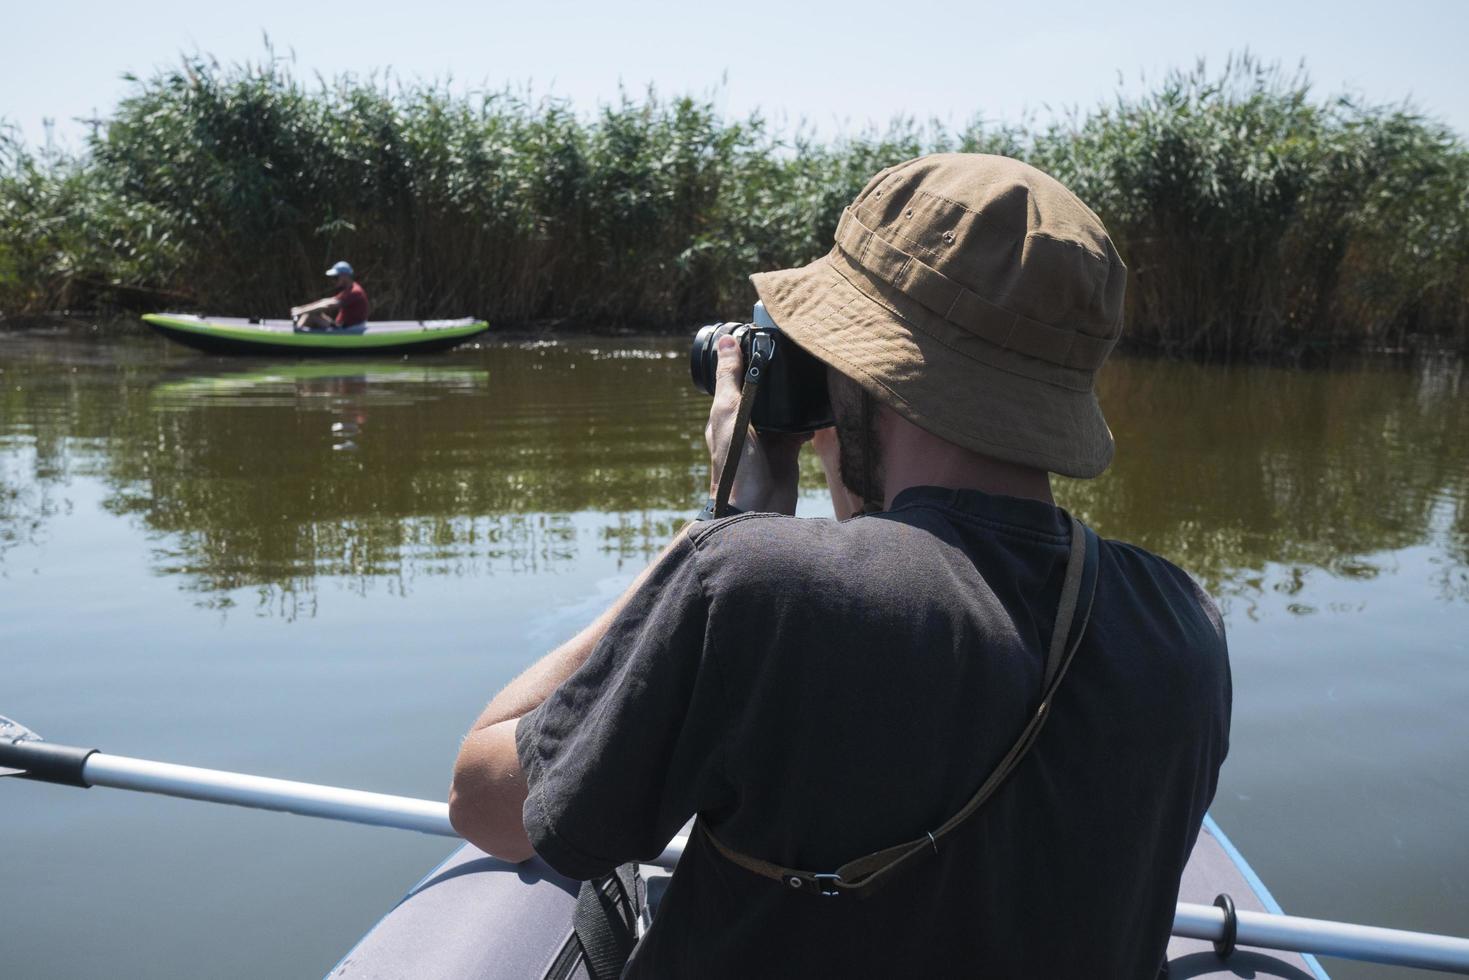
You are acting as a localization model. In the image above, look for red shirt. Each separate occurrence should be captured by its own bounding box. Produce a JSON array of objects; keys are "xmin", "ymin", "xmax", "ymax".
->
[{"xmin": 335, "ymin": 281, "xmax": 370, "ymax": 326}]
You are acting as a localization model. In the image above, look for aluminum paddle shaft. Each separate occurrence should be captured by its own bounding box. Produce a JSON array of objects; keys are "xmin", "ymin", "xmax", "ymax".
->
[
  {"xmin": 1173, "ymin": 901, "xmax": 1469, "ymax": 974},
  {"xmin": 82, "ymin": 751, "xmax": 690, "ymax": 867},
  {"xmin": 87, "ymin": 752, "xmax": 457, "ymax": 837},
  {"xmin": 0, "ymin": 734, "xmax": 690, "ymax": 868}
]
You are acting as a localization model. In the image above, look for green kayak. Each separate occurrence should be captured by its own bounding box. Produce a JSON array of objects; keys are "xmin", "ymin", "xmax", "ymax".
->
[{"xmin": 142, "ymin": 314, "xmax": 489, "ymax": 356}]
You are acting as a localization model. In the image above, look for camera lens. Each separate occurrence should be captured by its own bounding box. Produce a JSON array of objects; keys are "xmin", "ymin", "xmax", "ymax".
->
[
  {"xmin": 690, "ymin": 323, "xmax": 737, "ymax": 395},
  {"xmin": 688, "ymin": 319, "xmax": 834, "ymax": 432}
]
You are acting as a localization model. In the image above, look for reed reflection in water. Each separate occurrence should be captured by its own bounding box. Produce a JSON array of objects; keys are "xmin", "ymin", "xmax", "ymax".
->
[
  {"xmin": 3, "ymin": 332, "xmax": 1464, "ymax": 619},
  {"xmin": 3, "ymin": 337, "xmax": 711, "ymax": 614},
  {"xmin": 1070, "ymin": 353, "xmax": 1469, "ymax": 610}
]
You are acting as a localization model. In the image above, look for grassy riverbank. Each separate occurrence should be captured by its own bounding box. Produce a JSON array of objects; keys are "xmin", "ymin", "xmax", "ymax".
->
[{"xmin": 2, "ymin": 53, "xmax": 1466, "ymax": 355}]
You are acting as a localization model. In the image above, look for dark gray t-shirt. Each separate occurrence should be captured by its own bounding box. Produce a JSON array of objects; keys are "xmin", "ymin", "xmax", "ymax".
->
[{"xmin": 516, "ymin": 486, "xmax": 1230, "ymax": 978}]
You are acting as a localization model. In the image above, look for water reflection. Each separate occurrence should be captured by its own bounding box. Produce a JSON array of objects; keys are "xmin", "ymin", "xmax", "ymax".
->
[
  {"xmin": 1, "ymin": 331, "xmax": 1465, "ymax": 618},
  {"xmin": 1, "ymin": 335, "xmax": 712, "ymax": 613},
  {"xmin": 1061, "ymin": 354, "xmax": 1469, "ymax": 612}
]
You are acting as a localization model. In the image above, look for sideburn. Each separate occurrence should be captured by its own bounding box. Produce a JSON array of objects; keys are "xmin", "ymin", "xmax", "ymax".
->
[{"xmin": 831, "ymin": 375, "xmax": 886, "ymax": 513}]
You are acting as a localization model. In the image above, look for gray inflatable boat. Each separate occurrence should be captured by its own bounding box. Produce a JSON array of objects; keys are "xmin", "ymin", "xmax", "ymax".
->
[{"xmin": 329, "ymin": 813, "xmax": 1328, "ymax": 979}]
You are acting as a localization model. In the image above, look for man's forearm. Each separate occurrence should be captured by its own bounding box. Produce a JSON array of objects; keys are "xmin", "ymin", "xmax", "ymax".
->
[
  {"xmin": 468, "ymin": 524, "xmax": 690, "ymax": 731},
  {"xmin": 448, "ymin": 623, "xmax": 619, "ymax": 861},
  {"xmin": 448, "ymin": 525, "xmax": 690, "ymax": 860},
  {"xmin": 290, "ymin": 297, "xmax": 340, "ymax": 316},
  {"xmin": 467, "ymin": 593, "xmax": 638, "ymax": 732},
  {"xmin": 451, "ymin": 338, "xmax": 793, "ymax": 860}
]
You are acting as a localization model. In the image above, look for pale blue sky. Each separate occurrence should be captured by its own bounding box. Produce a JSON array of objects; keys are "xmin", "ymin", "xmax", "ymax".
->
[{"xmin": 4, "ymin": 0, "xmax": 1466, "ymax": 151}]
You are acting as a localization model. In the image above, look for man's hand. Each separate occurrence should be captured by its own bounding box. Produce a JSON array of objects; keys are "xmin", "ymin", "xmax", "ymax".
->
[{"xmin": 704, "ymin": 336, "xmax": 808, "ymax": 515}]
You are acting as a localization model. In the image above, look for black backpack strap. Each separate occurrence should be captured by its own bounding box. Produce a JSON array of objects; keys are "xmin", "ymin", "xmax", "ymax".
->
[
  {"xmin": 703, "ymin": 517, "xmax": 1102, "ymax": 898},
  {"xmin": 555, "ymin": 864, "xmax": 642, "ymax": 980}
]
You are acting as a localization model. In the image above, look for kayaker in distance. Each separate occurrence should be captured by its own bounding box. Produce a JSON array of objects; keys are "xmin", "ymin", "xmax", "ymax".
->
[
  {"xmin": 292, "ymin": 261, "xmax": 370, "ymax": 330},
  {"xmin": 448, "ymin": 154, "xmax": 1231, "ymax": 977}
]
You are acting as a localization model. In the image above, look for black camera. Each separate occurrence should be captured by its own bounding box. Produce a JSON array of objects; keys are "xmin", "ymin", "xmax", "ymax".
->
[{"xmin": 689, "ymin": 302, "xmax": 834, "ymax": 433}]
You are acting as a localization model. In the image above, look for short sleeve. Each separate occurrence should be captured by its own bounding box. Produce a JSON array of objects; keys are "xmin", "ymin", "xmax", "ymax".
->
[{"xmin": 515, "ymin": 535, "xmax": 730, "ymax": 880}]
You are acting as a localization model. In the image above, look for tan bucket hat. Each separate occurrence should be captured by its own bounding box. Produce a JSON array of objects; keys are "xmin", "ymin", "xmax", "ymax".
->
[{"xmin": 751, "ymin": 153, "xmax": 1126, "ymax": 478}]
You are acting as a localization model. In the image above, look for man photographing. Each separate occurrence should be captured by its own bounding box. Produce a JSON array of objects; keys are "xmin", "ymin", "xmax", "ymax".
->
[
  {"xmin": 292, "ymin": 260, "xmax": 370, "ymax": 330},
  {"xmin": 449, "ymin": 154, "xmax": 1230, "ymax": 976}
]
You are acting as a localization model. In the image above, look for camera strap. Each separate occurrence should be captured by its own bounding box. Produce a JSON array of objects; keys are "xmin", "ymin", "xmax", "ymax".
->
[
  {"xmin": 702, "ymin": 338, "xmax": 770, "ymax": 520},
  {"xmin": 699, "ymin": 517, "xmax": 1101, "ymax": 897}
]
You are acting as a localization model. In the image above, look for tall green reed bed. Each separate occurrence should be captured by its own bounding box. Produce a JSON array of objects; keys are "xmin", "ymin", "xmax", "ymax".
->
[
  {"xmin": 2, "ymin": 53, "xmax": 1466, "ymax": 354},
  {"xmin": 1018, "ymin": 58, "xmax": 1469, "ymax": 355}
]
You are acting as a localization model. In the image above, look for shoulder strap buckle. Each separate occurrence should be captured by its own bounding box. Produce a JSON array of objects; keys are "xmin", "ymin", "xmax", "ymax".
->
[{"xmin": 788, "ymin": 872, "xmax": 845, "ymax": 897}]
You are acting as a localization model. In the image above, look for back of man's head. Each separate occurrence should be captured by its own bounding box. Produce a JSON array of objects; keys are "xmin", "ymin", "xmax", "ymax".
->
[{"xmin": 753, "ymin": 153, "xmax": 1126, "ymax": 480}]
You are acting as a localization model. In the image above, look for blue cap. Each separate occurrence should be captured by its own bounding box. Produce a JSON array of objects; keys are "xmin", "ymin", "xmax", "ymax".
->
[{"xmin": 325, "ymin": 261, "xmax": 354, "ymax": 277}]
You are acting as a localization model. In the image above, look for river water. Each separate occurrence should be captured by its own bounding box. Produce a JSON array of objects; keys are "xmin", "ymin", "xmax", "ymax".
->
[{"xmin": 2, "ymin": 325, "xmax": 1465, "ymax": 979}]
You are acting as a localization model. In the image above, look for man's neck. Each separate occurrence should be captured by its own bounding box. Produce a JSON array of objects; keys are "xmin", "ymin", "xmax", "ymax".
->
[{"xmin": 879, "ymin": 408, "xmax": 1054, "ymax": 509}]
